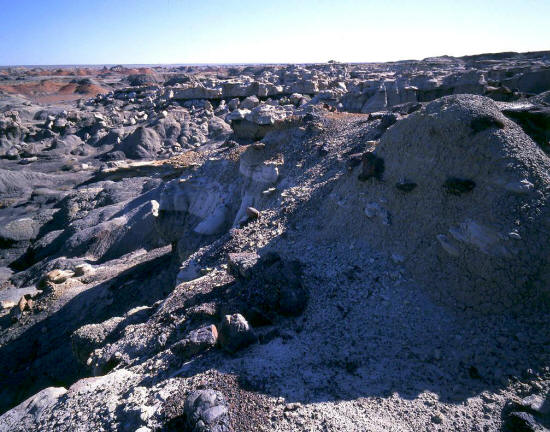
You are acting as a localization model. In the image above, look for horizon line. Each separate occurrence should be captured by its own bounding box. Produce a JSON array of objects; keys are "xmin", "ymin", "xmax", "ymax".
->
[{"xmin": 1, "ymin": 49, "xmax": 549, "ymax": 69}]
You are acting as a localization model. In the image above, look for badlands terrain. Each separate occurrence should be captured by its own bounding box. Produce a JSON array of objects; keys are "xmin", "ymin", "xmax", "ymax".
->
[{"xmin": 0, "ymin": 51, "xmax": 549, "ymax": 431}]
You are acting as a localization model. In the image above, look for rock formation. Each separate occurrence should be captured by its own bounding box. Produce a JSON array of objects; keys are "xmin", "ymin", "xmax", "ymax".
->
[{"xmin": 0, "ymin": 51, "xmax": 549, "ymax": 431}]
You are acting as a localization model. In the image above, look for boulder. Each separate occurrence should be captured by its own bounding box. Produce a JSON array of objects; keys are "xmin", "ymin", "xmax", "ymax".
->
[
  {"xmin": 119, "ymin": 126, "xmax": 162, "ymax": 159},
  {"xmin": 239, "ymin": 95, "xmax": 260, "ymax": 110},
  {"xmin": 217, "ymin": 313, "xmax": 256, "ymax": 354},
  {"xmin": 172, "ymin": 325, "xmax": 218, "ymax": 359},
  {"xmin": 184, "ymin": 389, "xmax": 231, "ymax": 432}
]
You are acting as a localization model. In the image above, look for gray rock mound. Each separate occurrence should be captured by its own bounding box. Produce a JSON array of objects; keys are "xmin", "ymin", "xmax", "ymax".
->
[
  {"xmin": 335, "ymin": 94, "xmax": 550, "ymax": 312},
  {"xmin": 119, "ymin": 126, "xmax": 162, "ymax": 159}
]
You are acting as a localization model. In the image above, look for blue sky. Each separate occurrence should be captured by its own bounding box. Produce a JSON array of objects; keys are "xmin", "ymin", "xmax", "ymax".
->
[{"xmin": 0, "ymin": 0, "xmax": 549, "ymax": 65}]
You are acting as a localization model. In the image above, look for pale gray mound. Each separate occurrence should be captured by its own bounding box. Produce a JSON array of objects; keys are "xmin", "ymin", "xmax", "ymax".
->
[
  {"xmin": 119, "ymin": 126, "xmax": 162, "ymax": 159},
  {"xmin": 360, "ymin": 94, "xmax": 550, "ymax": 312}
]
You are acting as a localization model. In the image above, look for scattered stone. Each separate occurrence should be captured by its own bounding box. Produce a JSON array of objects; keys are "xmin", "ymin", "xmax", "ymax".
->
[
  {"xmin": 431, "ymin": 414, "xmax": 444, "ymax": 424},
  {"xmin": 262, "ymin": 187, "xmax": 276, "ymax": 196}
]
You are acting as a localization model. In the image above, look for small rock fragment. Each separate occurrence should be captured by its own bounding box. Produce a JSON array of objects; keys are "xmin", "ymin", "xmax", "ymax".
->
[
  {"xmin": 41, "ymin": 269, "xmax": 75, "ymax": 286},
  {"xmin": 437, "ymin": 234, "xmax": 460, "ymax": 257},
  {"xmin": 262, "ymin": 187, "xmax": 276, "ymax": 196},
  {"xmin": 505, "ymin": 179, "xmax": 534, "ymax": 194},
  {"xmin": 245, "ymin": 207, "xmax": 260, "ymax": 220},
  {"xmin": 17, "ymin": 296, "xmax": 27, "ymax": 313},
  {"xmin": 395, "ymin": 180, "xmax": 417, "ymax": 192}
]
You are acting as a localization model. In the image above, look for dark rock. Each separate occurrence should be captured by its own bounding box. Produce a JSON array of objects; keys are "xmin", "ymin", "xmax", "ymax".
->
[
  {"xmin": 245, "ymin": 207, "xmax": 260, "ymax": 220},
  {"xmin": 318, "ymin": 145, "xmax": 329, "ymax": 156},
  {"xmin": 504, "ymin": 411, "xmax": 543, "ymax": 432},
  {"xmin": 172, "ymin": 325, "xmax": 218, "ymax": 359},
  {"xmin": 358, "ymin": 152, "xmax": 384, "ymax": 181},
  {"xmin": 443, "ymin": 177, "xmax": 476, "ymax": 195},
  {"xmin": 222, "ymin": 139, "xmax": 238, "ymax": 148},
  {"xmin": 379, "ymin": 112, "xmax": 398, "ymax": 130},
  {"xmin": 503, "ymin": 106, "xmax": 550, "ymax": 151},
  {"xmin": 100, "ymin": 150, "xmax": 126, "ymax": 161},
  {"xmin": 468, "ymin": 365, "xmax": 482, "ymax": 379},
  {"xmin": 184, "ymin": 389, "xmax": 231, "ymax": 432},
  {"xmin": 119, "ymin": 126, "xmax": 162, "ymax": 159},
  {"xmin": 392, "ymin": 102, "xmax": 423, "ymax": 115},
  {"xmin": 71, "ymin": 318, "xmax": 123, "ymax": 364},
  {"xmin": 217, "ymin": 313, "xmax": 256, "ymax": 354},
  {"xmin": 395, "ymin": 180, "xmax": 417, "ymax": 192},
  {"xmin": 127, "ymin": 73, "xmax": 158, "ymax": 87},
  {"xmin": 347, "ymin": 153, "xmax": 363, "ymax": 170}
]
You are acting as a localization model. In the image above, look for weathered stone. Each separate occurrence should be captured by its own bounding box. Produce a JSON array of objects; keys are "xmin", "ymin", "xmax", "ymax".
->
[
  {"xmin": 172, "ymin": 325, "xmax": 218, "ymax": 359},
  {"xmin": 39, "ymin": 269, "xmax": 75, "ymax": 288},
  {"xmin": 184, "ymin": 389, "xmax": 231, "ymax": 432}
]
